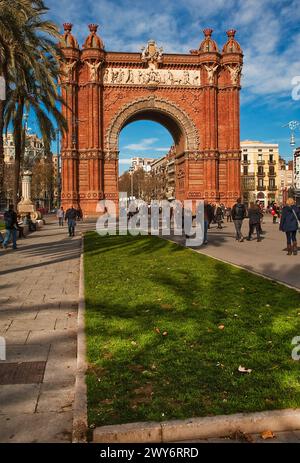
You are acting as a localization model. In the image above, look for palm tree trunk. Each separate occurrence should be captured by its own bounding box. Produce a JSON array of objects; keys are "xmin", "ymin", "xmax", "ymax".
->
[{"xmin": 0, "ymin": 99, "xmax": 4, "ymax": 206}]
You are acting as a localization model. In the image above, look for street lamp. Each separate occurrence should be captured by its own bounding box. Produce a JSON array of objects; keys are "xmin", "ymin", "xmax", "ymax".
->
[
  {"xmin": 283, "ymin": 120, "xmax": 300, "ymax": 203},
  {"xmin": 129, "ymin": 167, "xmax": 134, "ymax": 200}
]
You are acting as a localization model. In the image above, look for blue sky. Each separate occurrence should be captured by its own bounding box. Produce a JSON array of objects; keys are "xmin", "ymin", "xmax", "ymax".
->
[{"xmin": 42, "ymin": 0, "xmax": 300, "ymax": 172}]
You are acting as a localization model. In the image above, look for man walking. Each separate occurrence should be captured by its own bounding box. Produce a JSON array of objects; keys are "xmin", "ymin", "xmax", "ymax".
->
[
  {"xmin": 3, "ymin": 204, "xmax": 18, "ymax": 250},
  {"xmin": 247, "ymin": 202, "xmax": 263, "ymax": 242},
  {"xmin": 231, "ymin": 197, "xmax": 246, "ymax": 242},
  {"xmin": 57, "ymin": 206, "xmax": 65, "ymax": 226},
  {"xmin": 65, "ymin": 205, "xmax": 77, "ymax": 237}
]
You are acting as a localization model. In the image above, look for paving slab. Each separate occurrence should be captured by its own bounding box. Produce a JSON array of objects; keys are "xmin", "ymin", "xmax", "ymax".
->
[{"xmin": 0, "ymin": 220, "xmax": 81, "ymax": 442}]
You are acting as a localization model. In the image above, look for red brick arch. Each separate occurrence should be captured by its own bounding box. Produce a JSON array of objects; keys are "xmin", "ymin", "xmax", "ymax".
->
[
  {"xmin": 60, "ymin": 25, "xmax": 243, "ymax": 215},
  {"xmin": 105, "ymin": 95, "xmax": 199, "ymax": 154}
]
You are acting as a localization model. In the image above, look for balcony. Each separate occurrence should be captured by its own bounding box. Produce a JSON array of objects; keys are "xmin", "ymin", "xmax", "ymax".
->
[
  {"xmin": 268, "ymin": 186, "xmax": 278, "ymax": 191},
  {"xmin": 257, "ymin": 172, "xmax": 265, "ymax": 177},
  {"xmin": 257, "ymin": 185, "xmax": 266, "ymax": 191},
  {"xmin": 257, "ymin": 159, "xmax": 265, "ymax": 165},
  {"xmin": 242, "ymin": 160, "xmax": 251, "ymax": 165},
  {"xmin": 268, "ymin": 160, "xmax": 276, "ymax": 165},
  {"xmin": 268, "ymin": 172, "xmax": 277, "ymax": 177}
]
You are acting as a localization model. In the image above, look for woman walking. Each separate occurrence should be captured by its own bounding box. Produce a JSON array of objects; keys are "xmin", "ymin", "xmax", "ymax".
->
[{"xmin": 279, "ymin": 198, "xmax": 300, "ymax": 255}]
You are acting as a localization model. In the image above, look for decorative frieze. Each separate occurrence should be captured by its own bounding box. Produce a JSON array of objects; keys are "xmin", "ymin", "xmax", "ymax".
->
[{"xmin": 103, "ymin": 67, "xmax": 201, "ymax": 87}]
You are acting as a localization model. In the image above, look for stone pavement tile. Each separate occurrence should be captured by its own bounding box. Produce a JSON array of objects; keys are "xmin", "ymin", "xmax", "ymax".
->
[
  {"xmin": 9, "ymin": 318, "xmax": 56, "ymax": 331},
  {"xmin": 0, "ymin": 344, "xmax": 49, "ymax": 363},
  {"xmin": 36, "ymin": 382, "xmax": 74, "ymax": 412},
  {"xmin": 0, "ymin": 310, "xmax": 38, "ymax": 321},
  {"xmin": 55, "ymin": 316, "xmax": 78, "ymax": 330},
  {"xmin": 0, "ymin": 384, "xmax": 40, "ymax": 415},
  {"xmin": 43, "ymin": 357, "xmax": 77, "ymax": 383},
  {"xmin": 0, "ymin": 320, "xmax": 12, "ymax": 333},
  {"xmin": 26, "ymin": 329, "xmax": 76, "ymax": 345},
  {"xmin": 0, "ymin": 411, "xmax": 73, "ymax": 442},
  {"xmin": 1, "ymin": 331, "xmax": 29, "ymax": 345}
]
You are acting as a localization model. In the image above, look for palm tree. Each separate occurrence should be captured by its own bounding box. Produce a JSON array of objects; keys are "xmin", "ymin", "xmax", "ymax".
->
[{"xmin": 0, "ymin": 0, "xmax": 66, "ymax": 206}]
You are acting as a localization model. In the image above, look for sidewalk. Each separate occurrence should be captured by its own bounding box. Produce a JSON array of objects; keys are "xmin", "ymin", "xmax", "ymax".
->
[{"xmin": 0, "ymin": 219, "xmax": 81, "ymax": 442}]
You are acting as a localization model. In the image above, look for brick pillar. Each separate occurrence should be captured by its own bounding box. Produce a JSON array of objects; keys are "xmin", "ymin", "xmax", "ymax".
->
[{"xmin": 60, "ymin": 56, "xmax": 80, "ymax": 209}]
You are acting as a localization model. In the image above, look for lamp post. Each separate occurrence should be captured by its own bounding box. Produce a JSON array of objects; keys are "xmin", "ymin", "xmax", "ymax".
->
[
  {"xmin": 283, "ymin": 121, "xmax": 300, "ymax": 203},
  {"xmin": 129, "ymin": 167, "xmax": 134, "ymax": 200}
]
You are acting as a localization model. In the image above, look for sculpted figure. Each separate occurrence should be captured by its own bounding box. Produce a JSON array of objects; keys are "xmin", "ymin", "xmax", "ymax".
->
[
  {"xmin": 62, "ymin": 61, "xmax": 76, "ymax": 82},
  {"xmin": 227, "ymin": 65, "xmax": 241, "ymax": 85},
  {"xmin": 204, "ymin": 64, "xmax": 218, "ymax": 84},
  {"xmin": 86, "ymin": 61, "xmax": 101, "ymax": 81}
]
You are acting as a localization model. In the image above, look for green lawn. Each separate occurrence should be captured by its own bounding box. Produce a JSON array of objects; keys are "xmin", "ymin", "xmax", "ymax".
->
[{"xmin": 84, "ymin": 232, "xmax": 300, "ymax": 428}]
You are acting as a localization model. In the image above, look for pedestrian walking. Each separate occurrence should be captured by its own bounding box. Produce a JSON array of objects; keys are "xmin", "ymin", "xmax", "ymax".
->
[
  {"xmin": 65, "ymin": 205, "xmax": 78, "ymax": 237},
  {"xmin": 226, "ymin": 207, "xmax": 232, "ymax": 222},
  {"xmin": 279, "ymin": 198, "xmax": 300, "ymax": 255},
  {"xmin": 57, "ymin": 206, "xmax": 65, "ymax": 226},
  {"xmin": 3, "ymin": 204, "xmax": 18, "ymax": 249},
  {"xmin": 231, "ymin": 197, "xmax": 246, "ymax": 242},
  {"xmin": 247, "ymin": 202, "xmax": 263, "ymax": 242},
  {"xmin": 271, "ymin": 202, "xmax": 279, "ymax": 224},
  {"xmin": 215, "ymin": 203, "xmax": 223, "ymax": 229}
]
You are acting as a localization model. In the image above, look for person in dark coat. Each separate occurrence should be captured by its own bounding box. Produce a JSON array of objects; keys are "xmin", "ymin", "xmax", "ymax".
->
[
  {"xmin": 247, "ymin": 202, "xmax": 263, "ymax": 242},
  {"xmin": 65, "ymin": 205, "xmax": 78, "ymax": 237},
  {"xmin": 231, "ymin": 198, "xmax": 247, "ymax": 242},
  {"xmin": 215, "ymin": 203, "xmax": 223, "ymax": 229},
  {"xmin": 279, "ymin": 198, "xmax": 300, "ymax": 255},
  {"xmin": 3, "ymin": 204, "xmax": 18, "ymax": 249}
]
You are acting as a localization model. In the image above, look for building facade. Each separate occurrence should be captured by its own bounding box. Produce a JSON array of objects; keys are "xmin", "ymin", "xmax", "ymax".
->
[
  {"xmin": 3, "ymin": 133, "xmax": 45, "ymax": 165},
  {"xmin": 60, "ymin": 23, "xmax": 243, "ymax": 215},
  {"xmin": 131, "ymin": 157, "xmax": 156, "ymax": 173},
  {"xmin": 241, "ymin": 140, "xmax": 280, "ymax": 206},
  {"xmin": 294, "ymin": 148, "xmax": 300, "ymax": 204}
]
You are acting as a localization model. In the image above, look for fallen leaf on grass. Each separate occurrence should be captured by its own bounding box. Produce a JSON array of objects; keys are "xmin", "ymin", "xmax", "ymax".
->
[
  {"xmin": 162, "ymin": 331, "xmax": 168, "ymax": 336},
  {"xmin": 218, "ymin": 324, "xmax": 225, "ymax": 330},
  {"xmin": 128, "ymin": 364, "xmax": 145, "ymax": 372},
  {"xmin": 154, "ymin": 327, "xmax": 161, "ymax": 334},
  {"xmin": 261, "ymin": 430, "xmax": 275, "ymax": 440},
  {"xmin": 100, "ymin": 399, "xmax": 114, "ymax": 405},
  {"xmin": 131, "ymin": 341, "xmax": 137, "ymax": 346},
  {"xmin": 238, "ymin": 365, "xmax": 252, "ymax": 374},
  {"xmin": 161, "ymin": 304, "xmax": 172, "ymax": 310}
]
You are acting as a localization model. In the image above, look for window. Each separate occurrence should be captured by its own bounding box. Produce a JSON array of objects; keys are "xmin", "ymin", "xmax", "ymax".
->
[
  {"xmin": 258, "ymin": 178, "xmax": 264, "ymax": 188},
  {"xmin": 269, "ymin": 166, "xmax": 275, "ymax": 175},
  {"xmin": 243, "ymin": 166, "xmax": 248, "ymax": 175},
  {"xmin": 258, "ymin": 166, "xmax": 264, "ymax": 175},
  {"xmin": 269, "ymin": 154, "xmax": 273, "ymax": 162},
  {"xmin": 269, "ymin": 178, "xmax": 275, "ymax": 188}
]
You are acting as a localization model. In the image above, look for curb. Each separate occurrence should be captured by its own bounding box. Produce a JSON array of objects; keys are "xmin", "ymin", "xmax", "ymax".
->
[
  {"xmin": 93, "ymin": 408, "xmax": 300, "ymax": 443},
  {"xmin": 72, "ymin": 235, "xmax": 88, "ymax": 443}
]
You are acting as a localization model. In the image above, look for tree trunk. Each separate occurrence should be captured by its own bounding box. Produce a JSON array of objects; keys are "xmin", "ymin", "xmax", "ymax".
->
[{"xmin": 0, "ymin": 100, "xmax": 4, "ymax": 206}]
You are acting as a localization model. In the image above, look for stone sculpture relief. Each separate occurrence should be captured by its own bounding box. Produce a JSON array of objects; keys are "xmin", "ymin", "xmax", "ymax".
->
[
  {"xmin": 204, "ymin": 64, "xmax": 218, "ymax": 84},
  {"xmin": 103, "ymin": 67, "xmax": 200, "ymax": 87},
  {"xmin": 86, "ymin": 61, "xmax": 101, "ymax": 81},
  {"xmin": 226, "ymin": 64, "xmax": 242, "ymax": 85}
]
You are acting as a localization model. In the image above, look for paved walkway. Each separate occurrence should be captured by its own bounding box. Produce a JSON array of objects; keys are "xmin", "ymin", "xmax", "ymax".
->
[
  {"xmin": 169, "ymin": 215, "xmax": 300, "ymax": 289},
  {"xmin": 0, "ymin": 219, "xmax": 81, "ymax": 442}
]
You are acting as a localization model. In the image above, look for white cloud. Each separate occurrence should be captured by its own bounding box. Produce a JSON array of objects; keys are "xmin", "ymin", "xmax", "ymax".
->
[
  {"xmin": 46, "ymin": 0, "xmax": 300, "ymax": 104},
  {"xmin": 123, "ymin": 138, "xmax": 159, "ymax": 150}
]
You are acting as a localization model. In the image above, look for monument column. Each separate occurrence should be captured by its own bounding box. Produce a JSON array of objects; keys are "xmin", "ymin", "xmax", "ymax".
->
[
  {"xmin": 218, "ymin": 30, "xmax": 243, "ymax": 205},
  {"xmin": 59, "ymin": 23, "xmax": 80, "ymax": 209},
  {"xmin": 79, "ymin": 24, "xmax": 105, "ymax": 215},
  {"xmin": 198, "ymin": 29, "xmax": 220, "ymax": 203}
]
